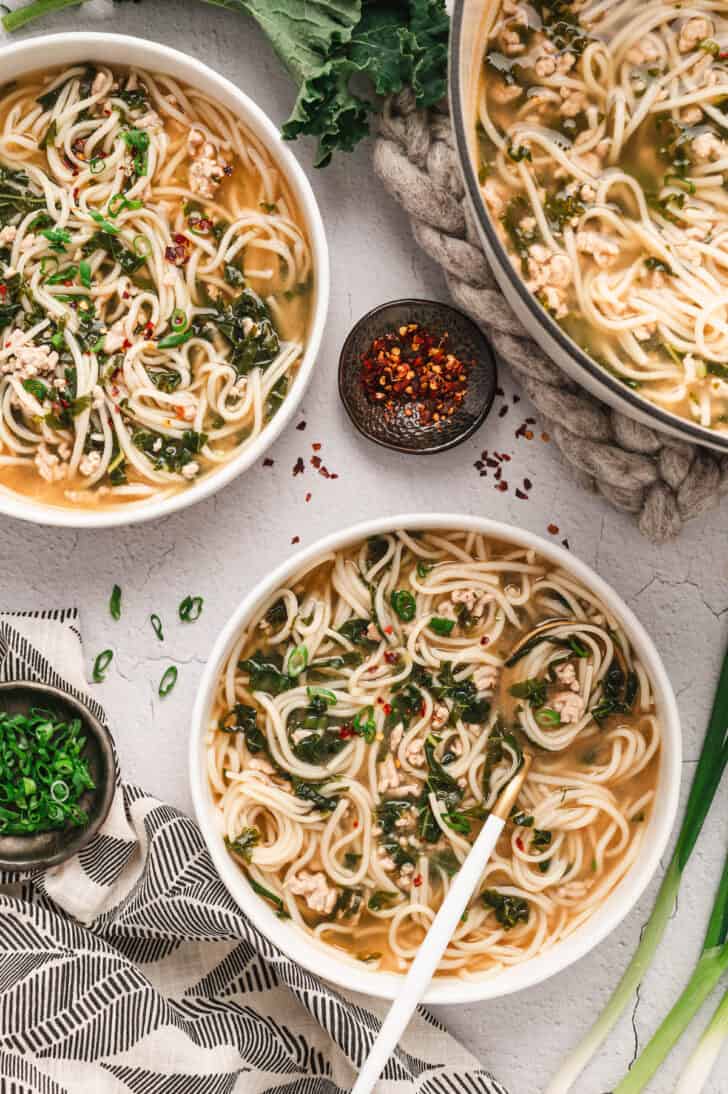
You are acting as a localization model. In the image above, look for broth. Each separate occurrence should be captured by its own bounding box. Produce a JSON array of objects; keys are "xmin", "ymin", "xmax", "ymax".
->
[
  {"xmin": 0, "ymin": 63, "xmax": 313, "ymax": 508},
  {"xmin": 206, "ymin": 529, "xmax": 661, "ymax": 977}
]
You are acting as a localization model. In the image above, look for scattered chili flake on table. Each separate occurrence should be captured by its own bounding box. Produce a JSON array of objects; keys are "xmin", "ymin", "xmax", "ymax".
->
[
  {"xmin": 548, "ymin": 523, "xmax": 560, "ymax": 535},
  {"xmin": 360, "ymin": 322, "xmax": 471, "ymax": 427},
  {"xmin": 296, "ymin": 421, "xmax": 307, "ymax": 431},
  {"xmin": 291, "ymin": 535, "xmax": 300, "ymax": 544}
]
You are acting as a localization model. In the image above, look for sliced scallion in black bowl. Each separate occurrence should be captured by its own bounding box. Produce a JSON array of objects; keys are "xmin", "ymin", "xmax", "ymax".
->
[{"xmin": 0, "ymin": 681, "xmax": 115, "ymax": 871}]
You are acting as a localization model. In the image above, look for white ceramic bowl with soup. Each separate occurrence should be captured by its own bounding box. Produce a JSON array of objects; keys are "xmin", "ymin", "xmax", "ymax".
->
[
  {"xmin": 0, "ymin": 33, "xmax": 328, "ymax": 527},
  {"xmin": 190, "ymin": 514, "xmax": 681, "ymax": 1004},
  {"xmin": 450, "ymin": 0, "xmax": 728, "ymax": 452}
]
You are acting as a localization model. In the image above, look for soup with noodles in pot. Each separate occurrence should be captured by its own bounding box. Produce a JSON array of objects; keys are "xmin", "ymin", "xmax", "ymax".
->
[
  {"xmin": 475, "ymin": 0, "xmax": 728, "ymax": 432},
  {"xmin": 0, "ymin": 63, "xmax": 313, "ymax": 509},
  {"xmin": 206, "ymin": 529, "xmax": 660, "ymax": 976}
]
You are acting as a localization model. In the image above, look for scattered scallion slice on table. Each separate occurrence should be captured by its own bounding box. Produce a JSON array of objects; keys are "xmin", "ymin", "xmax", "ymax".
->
[
  {"xmin": 150, "ymin": 614, "xmax": 164, "ymax": 641},
  {"xmin": 547, "ymin": 638, "xmax": 728, "ymax": 1093},
  {"xmin": 109, "ymin": 584, "xmax": 122, "ymax": 620},
  {"xmin": 92, "ymin": 649, "xmax": 113, "ymax": 683},
  {"xmin": 178, "ymin": 595, "xmax": 203, "ymax": 622},
  {"xmin": 158, "ymin": 666, "xmax": 177, "ymax": 697},
  {"xmin": 0, "ymin": 706, "xmax": 94, "ymax": 834}
]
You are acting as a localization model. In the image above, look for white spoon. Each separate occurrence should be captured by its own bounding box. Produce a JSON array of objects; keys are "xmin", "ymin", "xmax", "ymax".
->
[{"xmin": 352, "ymin": 754, "xmax": 532, "ymax": 1094}]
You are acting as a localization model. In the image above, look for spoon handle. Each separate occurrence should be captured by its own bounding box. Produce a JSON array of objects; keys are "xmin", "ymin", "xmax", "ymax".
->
[{"xmin": 351, "ymin": 812, "xmax": 506, "ymax": 1094}]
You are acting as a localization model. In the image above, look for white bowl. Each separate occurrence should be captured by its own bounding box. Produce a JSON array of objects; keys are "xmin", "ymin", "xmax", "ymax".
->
[
  {"xmin": 449, "ymin": 0, "xmax": 728, "ymax": 453},
  {"xmin": 0, "ymin": 32, "xmax": 329, "ymax": 528},
  {"xmin": 189, "ymin": 513, "xmax": 682, "ymax": 1005}
]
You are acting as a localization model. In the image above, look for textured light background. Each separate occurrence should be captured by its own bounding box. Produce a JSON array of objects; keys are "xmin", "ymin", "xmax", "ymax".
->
[{"xmin": 2, "ymin": 3, "xmax": 727, "ymax": 1091}]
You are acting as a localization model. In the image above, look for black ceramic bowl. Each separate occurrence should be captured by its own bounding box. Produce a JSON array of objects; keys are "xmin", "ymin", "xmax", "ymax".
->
[
  {"xmin": 0, "ymin": 681, "xmax": 115, "ymax": 871},
  {"xmin": 338, "ymin": 298, "xmax": 498, "ymax": 454}
]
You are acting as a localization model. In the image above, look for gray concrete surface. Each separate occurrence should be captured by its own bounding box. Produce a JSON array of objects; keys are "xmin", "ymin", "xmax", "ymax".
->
[{"xmin": 2, "ymin": 3, "xmax": 727, "ymax": 1091}]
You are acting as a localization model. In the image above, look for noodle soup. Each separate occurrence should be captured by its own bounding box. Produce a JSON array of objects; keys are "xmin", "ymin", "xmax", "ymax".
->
[
  {"xmin": 206, "ymin": 528, "xmax": 660, "ymax": 977},
  {"xmin": 0, "ymin": 63, "xmax": 313, "ymax": 509},
  {"xmin": 475, "ymin": 0, "xmax": 728, "ymax": 432}
]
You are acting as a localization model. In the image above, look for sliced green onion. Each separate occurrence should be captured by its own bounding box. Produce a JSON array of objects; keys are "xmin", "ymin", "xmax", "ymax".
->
[
  {"xmin": 109, "ymin": 583, "xmax": 122, "ymax": 620},
  {"xmin": 79, "ymin": 259, "xmax": 92, "ymax": 289},
  {"xmin": 92, "ymin": 649, "xmax": 113, "ymax": 682},
  {"xmin": 171, "ymin": 308, "xmax": 187, "ymax": 329},
  {"xmin": 287, "ymin": 644, "xmax": 308, "ymax": 677},
  {"xmin": 159, "ymin": 665, "xmax": 178, "ymax": 697},
  {"xmin": 89, "ymin": 156, "xmax": 105, "ymax": 174},
  {"xmin": 429, "ymin": 616, "xmax": 455, "ymax": 636},
  {"xmin": 50, "ymin": 779, "xmax": 69, "ymax": 802},
  {"xmin": 307, "ymin": 686, "xmax": 337, "ymax": 705},
  {"xmin": 89, "ymin": 210, "xmax": 118, "ymax": 234},
  {"xmin": 352, "ymin": 705, "xmax": 376, "ymax": 743},
  {"xmin": 390, "ymin": 589, "xmax": 416, "ymax": 622},
  {"xmin": 108, "ymin": 193, "xmax": 144, "ymax": 217},
  {"xmin": 40, "ymin": 255, "xmax": 59, "ymax": 277},
  {"xmin": 133, "ymin": 234, "xmax": 151, "ymax": 255},
  {"xmin": 178, "ymin": 595, "xmax": 203, "ymax": 622},
  {"xmin": 157, "ymin": 329, "xmax": 193, "ymax": 350},
  {"xmin": 150, "ymin": 613, "xmax": 164, "ymax": 641}
]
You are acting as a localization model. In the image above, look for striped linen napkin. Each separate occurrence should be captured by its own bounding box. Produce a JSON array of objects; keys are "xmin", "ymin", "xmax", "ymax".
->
[{"xmin": 0, "ymin": 609, "xmax": 508, "ymax": 1094}]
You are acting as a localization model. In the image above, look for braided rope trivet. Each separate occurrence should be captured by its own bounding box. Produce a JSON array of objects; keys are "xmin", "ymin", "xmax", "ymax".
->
[{"xmin": 373, "ymin": 90, "xmax": 728, "ymax": 542}]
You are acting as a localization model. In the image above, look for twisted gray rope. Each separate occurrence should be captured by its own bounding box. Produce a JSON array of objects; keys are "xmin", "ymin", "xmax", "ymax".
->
[{"xmin": 373, "ymin": 91, "xmax": 728, "ymax": 541}]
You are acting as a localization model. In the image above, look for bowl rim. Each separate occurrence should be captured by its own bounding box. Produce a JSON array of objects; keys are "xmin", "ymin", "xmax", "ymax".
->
[
  {"xmin": 0, "ymin": 31, "xmax": 330, "ymax": 528},
  {"xmin": 448, "ymin": 0, "xmax": 728, "ymax": 454},
  {"xmin": 337, "ymin": 296, "xmax": 498, "ymax": 455},
  {"xmin": 0, "ymin": 679, "xmax": 116, "ymax": 870},
  {"xmin": 189, "ymin": 512, "xmax": 682, "ymax": 1005}
]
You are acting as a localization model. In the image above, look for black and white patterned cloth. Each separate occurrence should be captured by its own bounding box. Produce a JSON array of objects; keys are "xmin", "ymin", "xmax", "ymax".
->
[{"xmin": 0, "ymin": 610, "xmax": 508, "ymax": 1094}]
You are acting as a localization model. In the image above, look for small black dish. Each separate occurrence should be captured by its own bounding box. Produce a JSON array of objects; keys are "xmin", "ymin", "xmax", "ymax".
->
[
  {"xmin": 338, "ymin": 298, "xmax": 498, "ymax": 455},
  {"xmin": 0, "ymin": 681, "xmax": 115, "ymax": 872}
]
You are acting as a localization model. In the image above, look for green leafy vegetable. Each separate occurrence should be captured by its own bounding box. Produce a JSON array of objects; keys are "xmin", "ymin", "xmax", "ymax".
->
[
  {"xmin": 122, "ymin": 128, "xmax": 150, "ymax": 176},
  {"xmin": 482, "ymin": 889, "xmax": 530, "ymax": 930},
  {"xmin": 82, "ymin": 230, "xmax": 146, "ymax": 275},
  {"xmin": 352, "ymin": 704, "xmax": 376, "ymax": 742},
  {"xmin": 509, "ymin": 677, "xmax": 547, "ymax": 708},
  {"xmin": 225, "ymin": 826, "xmax": 260, "ymax": 861},
  {"xmin": 240, "ymin": 652, "xmax": 292, "ymax": 695},
  {"xmin": 291, "ymin": 777, "xmax": 339, "ymax": 811},
  {"xmin": 132, "ymin": 429, "xmax": 206, "ymax": 474},
  {"xmin": 247, "ymin": 874, "xmax": 290, "ymax": 917}
]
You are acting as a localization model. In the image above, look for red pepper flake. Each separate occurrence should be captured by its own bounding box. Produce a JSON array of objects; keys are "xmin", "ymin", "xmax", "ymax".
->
[
  {"xmin": 384, "ymin": 651, "xmax": 398, "ymax": 664},
  {"xmin": 384, "ymin": 625, "xmax": 393, "ymax": 636},
  {"xmin": 359, "ymin": 322, "xmax": 472, "ymax": 428},
  {"xmin": 562, "ymin": 538, "xmax": 570, "ymax": 550},
  {"xmin": 311, "ymin": 455, "xmax": 322, "ymax": 469},
  {"xmin": 498, "ymin": 405, "xmax": 508, "ymax": 418},
  {"xmin": 352, "ymin": 819, "xmax": 359, "ymax": 828},
  {"xmin": 144, "ymin": 321, "xmax": 154, "ymax": 337},
  {"xmin": 122, "ymin": 339, "xmax": 132, "ymax": 351},
  {"xmin": 516, "ymin": 836, "xmax": 525, "ymax": 851},
  {"xmin": 296, "ymin": 421, "xmax": 306, "ymax": 431},
  {"xmin": 513, "ymin": 394, "xmax": 520, "ymax": 404},
  {"xmin": 541, "ymin": 432, "xmax": 550, "ymax": 442},
  {"xmin": 331, "ymin": 473, "xmax": 339, "ymax": 480},
  {"xmin": 413, "ymin": 874, "xmax": 423, "ymax": 888},
  {"xmin": 382, "ymin": 703, "xmax": 392, "ymax": 716},
  {"xmin": 0, "ymin": 285, "xmax": 6, "ymax": 299},
  {"xmin": 305, "ymin": 492, "xmax": 311, "ymax": 502},
  {"xmin": 480, "ymin": 636, "xmax": 490, "ymax": 646},
  {"xmin": 263, "ymin": 457, "xmax": 274, "ymax": 467},
  {"xmin": 339, "ymin": 725, "xmax": 354, "ymax": 739},
  {"xmin": 312, "ymin": 442, "xmax": 321, "ymax": 451},
  {"xmin": 548, "ymin": 523, "xmax": 559, "ymax": 535},
  {"xmin": 515, "ymin": 488, "xmax": 527, "ymax": 500},
  {"xmin": 291, "ymin": 535, "xmax": 300, "ymax": 544},
  {"xmin": 293, "ymin": 457, "xmax": 305, "ymax": 476},
  {"xmin": 496, "ymin": 481, "xmax": 508, "ymax": 492},
  {"xmin": 524, "ymin": 478, "xmax": 532, "ymax": 491}
]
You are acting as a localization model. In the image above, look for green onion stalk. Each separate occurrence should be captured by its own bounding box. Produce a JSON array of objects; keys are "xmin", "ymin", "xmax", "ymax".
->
[
  {"xmin": 613, "ymin": 847, "xmax": 728, "ymax": 1092},
  {"xmin": 546, "ymin": 640, "xmax": 728, "ymax": 1093},
  {"xmin": 676, "ymin": 978, "xmax": 728, "ymax": 1093}
]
